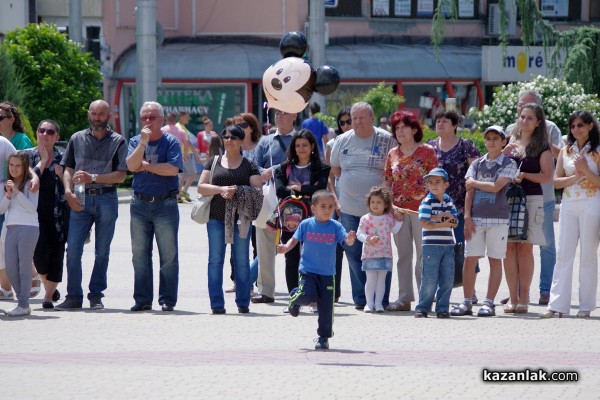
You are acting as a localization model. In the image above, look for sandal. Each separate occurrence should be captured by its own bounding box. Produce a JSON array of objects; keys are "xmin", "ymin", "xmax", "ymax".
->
[
  {"xmin": 540, "ymin": 310, "xmax": 563, "ymax": 319},
  {"xmin": 30, "ymin": 275, "xmax": 42, "ymax": 299},
  {"xmin": 503, "ymin": 304, "xmax": 517, "ymax": 314},
  {"xmin": 576, "ymin": 311, "xmax": 590, "ymax": 319},
  {"xmin": 515, "ymin": 304, "xmax": 528, "ymax": 314},
  {"xmin": 0, "ymin": 287, "xmax": 14, "ymax": 301}
]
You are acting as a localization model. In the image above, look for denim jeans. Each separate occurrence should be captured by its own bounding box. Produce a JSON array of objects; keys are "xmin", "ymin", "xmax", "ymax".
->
[
  {"xmin": 65, "ymin": 191, "xmax": 118, "ymax": 301},
  {"xmin": 340, "ymin": 212, "xmax": 390, "ymax": 307},
  {"xmin": 416, "ymin": 245, "xmax": 454, "ymax": 313},
  {"xmin": 130, "ymin": 196, "xmax": 179, "ymax": 307},
  {"xmin": 539, "ymin": 201, "xmax": 557, "ymax": 295},
  {"xmin": 207, "ymin": 219, "xmax": 251, "ymax": 310}
]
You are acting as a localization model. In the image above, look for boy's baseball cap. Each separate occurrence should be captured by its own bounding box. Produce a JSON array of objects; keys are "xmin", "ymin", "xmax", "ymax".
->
[
  {"xmin": 483, "ymin": 125, "xmax": 506, "ymax": 139},
  {"xmin": 423, "ymin": 167, "xmax": 449, "ymax": 182}
]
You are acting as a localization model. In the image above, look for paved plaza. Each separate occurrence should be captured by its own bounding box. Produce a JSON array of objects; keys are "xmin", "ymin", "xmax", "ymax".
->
[{"xmin": 1, "ymin": 198, "xmax": 599, "ymax": 400}]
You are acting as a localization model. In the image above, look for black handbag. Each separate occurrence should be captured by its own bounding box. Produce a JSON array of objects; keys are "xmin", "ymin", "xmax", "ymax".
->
[{"xmin": 506, "ymin": 183, "xmax": 528, "ymax": 240}]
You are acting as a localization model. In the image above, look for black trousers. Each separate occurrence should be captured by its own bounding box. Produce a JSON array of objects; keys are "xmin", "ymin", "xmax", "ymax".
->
[{"xmin": 290, "ymin": 272, "xmax": 335, "ymax": 338}]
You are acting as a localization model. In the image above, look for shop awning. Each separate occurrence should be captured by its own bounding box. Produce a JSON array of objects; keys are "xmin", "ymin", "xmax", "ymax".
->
[{"xmin": 112, "ymin": 42, "xmax": 481, "ymax": 81}]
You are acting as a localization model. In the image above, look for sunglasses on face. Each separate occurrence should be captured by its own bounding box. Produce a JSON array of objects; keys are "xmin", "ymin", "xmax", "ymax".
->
[
  {"xmin": 222, "ymin": 135, "xmax": 240, "ymax": 141},
  {"xmin": 0, "ymin": 115, "xmax": 11, "ymax": 122},
  {"xmin": 339, "ymin": 119, "xmax": 351, "ymax": 126},
  {"xmin": 38, "ymin": 127, "xmax": 57, "ymax": 135},
  {"xmin": 274, "ymin": 110, "xmax": 288, "ymax": 116},
  {"xmin": 141, "ymin": 115, "xmax": 159, "ymax": 122},
  {"xmin": 237, "ymin": 122, "xmax": 249, "ymax": 129},
  {"xmin": 571, "ymin": 123, "xmax": 586, "ymax": 129}
]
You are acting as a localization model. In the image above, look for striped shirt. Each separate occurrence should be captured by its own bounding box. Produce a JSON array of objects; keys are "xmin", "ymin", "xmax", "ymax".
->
[{"xmin": 418, "ymin": 192, "xmax": 457, "ymax": 246}]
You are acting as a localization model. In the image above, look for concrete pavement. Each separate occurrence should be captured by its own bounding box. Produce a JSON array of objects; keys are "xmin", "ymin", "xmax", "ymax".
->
[{"xmin": 1, "ymin": 199, "xmax": 598, "ymax": 400}]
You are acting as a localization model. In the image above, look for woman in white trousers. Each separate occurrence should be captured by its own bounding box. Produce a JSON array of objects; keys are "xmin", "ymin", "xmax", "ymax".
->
[{"xmin": 543, "ymin": 111, "xmax": 600, "ymax": 318}]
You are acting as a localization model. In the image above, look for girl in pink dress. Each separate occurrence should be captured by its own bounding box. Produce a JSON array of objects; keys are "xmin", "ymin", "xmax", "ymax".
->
[{"xmin": 357, "ymin": 186, "xmax": 402, "ymax": 313}]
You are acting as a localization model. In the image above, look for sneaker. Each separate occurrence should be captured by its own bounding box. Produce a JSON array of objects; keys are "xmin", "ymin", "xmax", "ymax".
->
[
  {"xmin": 375, "ymin": 305, "xmax": 385, "ymax": 313},
  {"xmin": 6, "ymin": 306, "xmax": 31, "ymax": 317},
  {"xmin": 354, "ymin": 304, "xmax": 365, "ymax": 310},
  {"xmin": 288, "ymin": 303, "xmax": 301, "ymax": 317},
  {"xmin": 314, "ymin": 337, "xmax": 329, "ymax": 350},
  {"xmin": 131, "ymin": 303, "xmax": 152, "ymax": 312},
  {"xmin": 225, "ymin": 284, "xmax": 236, "ymax": 293},
  {"xmin": 161, "ymin": 304, "xmax": 174, "ymax": 312},
  {"xmin": 450, "ymin": 302, "xmax": 473, "ymax": 316},
  {"xmin": 237, "ymin": 306, "xmax": 249, "ymax": 314},
  {"xmin": 538, "ymin": 294, "xmax": 550, "ymax": 305},
  {"xmin": 90, "ymin": 298, "xmax": 104, "ymax": 310},
  {"xmin": 364, "ymin": 305, "xmax": 374, "ymax": 313},
  {"xmin": 477, "ymin": 303, "xmax": 496, "ymax": 317},
  {"xmin": 309, "ymin": 304, "xmax": 318, "ymax": 314},
  {"xmin": 436, "ymin": 311, "xmax": 450, "ymax": 318},
  {"xmin": 55, "ymin": 298, "xmax": 82, "ymax": 311},
  {"xmin": 414, "ymin": 311, "xmax": 428, "ymax": 318}
]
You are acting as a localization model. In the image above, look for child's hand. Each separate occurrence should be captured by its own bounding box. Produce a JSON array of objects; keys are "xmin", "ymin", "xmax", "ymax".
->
[
  {"xmin": 277, "ymin": 244, "xmax": 288, "ymax": 254},
  {"xmin": 5, "ymin": 180, "xmax": 14, "ymax": 198},
  {"xmin": 345, "ymin": 230, "xmax": 356, "ymax": 246},
  {"xmin": 367, "ymin": 235, "xmax": 380, "ymax": 245},
  {"xmin": 465, "ymin": 177, "xmax": 476, "ymax": 190}
]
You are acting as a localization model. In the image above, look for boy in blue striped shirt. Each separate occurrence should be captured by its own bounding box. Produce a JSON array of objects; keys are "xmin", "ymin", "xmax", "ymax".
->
[{"xmin": 415, "ymin": 168, "xmax": 458, "ymax": 318}]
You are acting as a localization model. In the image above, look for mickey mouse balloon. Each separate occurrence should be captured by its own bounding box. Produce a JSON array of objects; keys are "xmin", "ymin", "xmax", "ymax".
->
[{"xmin": 263, "ymin": 32, "xmax": 340, "ymax": 113}]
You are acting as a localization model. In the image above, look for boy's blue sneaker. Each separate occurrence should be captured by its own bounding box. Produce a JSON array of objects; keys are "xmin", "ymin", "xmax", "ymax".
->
[
  {"xmin": 314, "ymin": 337, "xmax": 329, "ymax": 350},
  {"xmin": 450, "ymin": 302, "xmax": 473, "ymax": 316}
]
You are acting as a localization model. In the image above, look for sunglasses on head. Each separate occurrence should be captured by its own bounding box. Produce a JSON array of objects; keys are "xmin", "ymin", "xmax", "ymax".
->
[
  {"xmin": 339, "ymin": 119, "xmax": 351, "ymax": 126},
  {"xmin": 0, "ymin": 115, "xmax": 11, "ymax": 122},
  {"xmin": 571, "ymin": 123, "xmax": 586, "ymax": 129},
  {"xmin": 237, "ymin": 122, "xmax": 249, "ymax": 129},
  {"xmin": 38, "ymin": 127, "xmax": 57, "ymax": 135}
]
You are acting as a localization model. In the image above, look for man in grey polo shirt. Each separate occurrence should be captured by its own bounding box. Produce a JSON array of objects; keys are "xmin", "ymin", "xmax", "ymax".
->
[{"xmin": 56, "ymin": 100, "xmax": 128, "ymax": 310}]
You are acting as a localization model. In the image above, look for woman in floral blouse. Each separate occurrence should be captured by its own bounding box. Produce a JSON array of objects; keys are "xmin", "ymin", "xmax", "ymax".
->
[
  {"xmin": 542, "ymin": 111, "xmax": 600, "ymax": 318},
  {"xmin": 383, "ymin": 111, "xmax": 438, "ymax": 312}
]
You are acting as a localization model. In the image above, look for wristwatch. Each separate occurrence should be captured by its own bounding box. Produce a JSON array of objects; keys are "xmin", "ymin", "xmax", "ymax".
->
[{"xmin": 91, "ymin": 174, "xmax": 98, "ymax": 184}]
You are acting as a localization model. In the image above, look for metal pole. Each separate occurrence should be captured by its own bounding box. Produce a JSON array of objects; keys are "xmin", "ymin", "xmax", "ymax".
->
[
  {"xmin": 69, "ymin": 0, "xmax": 83, "ymax": 45},
  {"xmin": 136, "ymin": 0, "xmax": 158, "ymax": 114},
  {"xmin": 309, "ymin": 0, "xmax": 325, "ymax": 109}
]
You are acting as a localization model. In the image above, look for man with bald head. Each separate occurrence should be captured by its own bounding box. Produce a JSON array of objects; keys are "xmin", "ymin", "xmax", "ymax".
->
[{"xmin": 56, "ymin": 100, "xmax": 128, "ymax": 310}]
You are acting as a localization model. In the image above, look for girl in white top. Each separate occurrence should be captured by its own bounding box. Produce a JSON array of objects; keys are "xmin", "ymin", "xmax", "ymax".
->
[
  {"xmin": 543, "ymin": 111, "xmax": 600, "ymax": 319},
  {"xmin": 0, "ymin": 151, "xmax": 39, "ymax": 317},
  {"xmin": 357, "ymin": 186, "xmax": 402, "ymax": 313}
]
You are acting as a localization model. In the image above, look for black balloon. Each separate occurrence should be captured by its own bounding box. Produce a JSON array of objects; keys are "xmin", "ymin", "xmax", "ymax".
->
[
  {"xmin": 314, "ymin": 66, "xmax": 340, "ymax": 95},
  {"xmin": 279, "ymin": 31, "xmax": 308, "ymax": 58}
]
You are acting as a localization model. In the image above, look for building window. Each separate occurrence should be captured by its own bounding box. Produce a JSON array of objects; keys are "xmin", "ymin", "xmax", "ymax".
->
[
  {"xmin": 372, "ymin": 0, "xmax": 479, "ymax": 19},
  {"xmin": 589, "ymin": 1, "xmax": 600, "ymax": 20},
  {"xmin": 86, "ymin": 26, "xmax": 101, "ymax": 61},
  {"xmin": 325, "ymin": 0, "xmax": 362, "ymax": 17}
]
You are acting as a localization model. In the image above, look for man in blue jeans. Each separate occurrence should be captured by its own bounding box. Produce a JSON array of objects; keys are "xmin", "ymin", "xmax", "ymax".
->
[
  {"xmin": 56, "ymin": 100, "xmax": 128, "ymax": 311},
  {"xmin": 330, "ymin": 102, "xmax": 393, "ymax": 309},
  {"xmin": 126, "ymin": 101, "xmax": 182, "ymax": 312}
]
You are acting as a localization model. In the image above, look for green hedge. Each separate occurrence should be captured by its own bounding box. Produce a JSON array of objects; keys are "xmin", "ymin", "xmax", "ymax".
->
[{"xmin": 422, "ymin": 127, "xmax": 486, "ymax": 155}]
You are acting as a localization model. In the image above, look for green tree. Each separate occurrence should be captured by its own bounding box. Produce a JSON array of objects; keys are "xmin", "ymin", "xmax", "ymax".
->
[
  {"xmin": 1, "ymin": 23, "xmax": 102, "ymax": 138},
  {"xmin": 431, "ymin": 0, "xmax": 600, "ymax": 97},
  {"xmin": 354, "ymin": 82, "xmax": 404, "ymax": 119},
  {"xmin": 0, "ymin": 49, "xmax": 28, "ymax": 105}
]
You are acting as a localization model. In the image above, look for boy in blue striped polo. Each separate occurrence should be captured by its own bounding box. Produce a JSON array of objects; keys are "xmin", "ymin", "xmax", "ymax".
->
[{"xmin": 415, "ymin": 168, "xmax": 458, "ymax": 318}]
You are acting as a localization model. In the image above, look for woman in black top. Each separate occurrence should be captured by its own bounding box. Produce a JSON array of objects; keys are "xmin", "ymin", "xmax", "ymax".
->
[{"xmin": 197, "ymin": 125, "xmax": 261, "ymax": 314}]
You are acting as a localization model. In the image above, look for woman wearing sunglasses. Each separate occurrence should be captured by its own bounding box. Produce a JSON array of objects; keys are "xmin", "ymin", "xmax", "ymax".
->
[
  {"xmin": 542, "ymin": 111, "xmax": 600, "ymax": 318},
  {"xmin": 24, "ymin": 119, "xmax": 68, "ymax": 308},
  {"xmin": 197, "ymin": 124, "xmax": 262, "ymax": 314}
]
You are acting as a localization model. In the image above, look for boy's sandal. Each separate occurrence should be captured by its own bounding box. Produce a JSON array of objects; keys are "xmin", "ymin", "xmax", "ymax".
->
[
  {"xmin": 0, "ymin": 287, "xmax": 14, "ymax": 301},
  {"xmin": 29, "ymin": 275, "xmax": 42, "ymax": 299},
  {"xmin": 503, "ymin": 304, "xmax": 517, "ymax": 314},
  {"xmin": 515, "ymin": 304, "xmax": 528, "ymax": 314}
]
